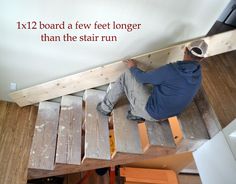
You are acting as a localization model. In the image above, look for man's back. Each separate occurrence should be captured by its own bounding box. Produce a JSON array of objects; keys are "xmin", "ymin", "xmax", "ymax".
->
[{"xmin": 130, "ymin": 60, "xmax": 202, "ymax": 119}]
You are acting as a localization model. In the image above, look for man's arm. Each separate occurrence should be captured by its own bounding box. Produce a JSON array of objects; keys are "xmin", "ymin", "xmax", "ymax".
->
[{"xmin": 123, "ymin": 59, "xmax": 169, "ymax": 85}]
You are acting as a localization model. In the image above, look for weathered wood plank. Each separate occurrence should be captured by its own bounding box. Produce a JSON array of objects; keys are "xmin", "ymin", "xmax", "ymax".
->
[
  {"xmin": 112, "ymin": 98, "xmax": 142, "ymax": 158},
  {"xmin": 28, "ymin": 101, "xmax": 60, "ymax": 170},
  {"xmin": 177, "ymin": 101, "xmax": 209, "ymax": 153},
  {"xmin": 194, "ymin": 87, "xmax": 221, "ymax": 138},
  {"xmin": 10, "ymin": 30, "xmax": 236, "ymax": 107},
  {"xmin": 143, "ymin": 120, "xmax": 176, "ymax": 155},
  {"xmin": 56, "ymin": 95, "xmax": 82, "ymax": 165},
  {"xmin": 83, "ymin": 89, "xmax": 110, "ymax": 161},
  {"xmin": 178, "ymin": 101, "xmax": 209, "ymax": 140}
]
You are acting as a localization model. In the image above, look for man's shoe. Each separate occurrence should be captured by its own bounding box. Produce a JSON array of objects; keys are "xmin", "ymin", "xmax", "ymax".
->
[
  {"xmin": 127, "ymin": 111, "xmax": 145, "ymax": 122},
  {"xmin": 96, "ymin": 102, "xmax": 111, "ymax": 116}
]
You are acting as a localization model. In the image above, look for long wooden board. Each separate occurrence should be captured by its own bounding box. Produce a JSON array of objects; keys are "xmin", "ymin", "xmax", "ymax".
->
[
  {"xmin": 56, "ymin": 95, "xmax": 82, "ymax": 165},
  {"xmin": 10, "ymin": 30, "xmax": 236, "ymax": 107},
  {"xmin": 112, "ymin": 98, "xmax": 143, "ymax": 159},
  {"xmin": 28, "ymin": 101, "xmax": 60, "ymax": 170},
  {"xmin": 83, "ymin": 89, "xmax": 110, "ymax": 161}
]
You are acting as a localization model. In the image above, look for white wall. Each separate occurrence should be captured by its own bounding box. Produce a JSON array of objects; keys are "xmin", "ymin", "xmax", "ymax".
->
[
  {"xmin": 0, "ymin": 0, "xmax": 230, "ymax": 101},
  {"xmin": 193, "ymin": 131, "xmax": 236, "ymax": 184}
]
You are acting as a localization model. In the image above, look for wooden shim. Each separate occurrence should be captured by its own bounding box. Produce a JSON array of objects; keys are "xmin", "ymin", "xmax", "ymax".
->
[
  {"xmin": 56, "ymin": 95, "xmax": 82, "ymax": 165},
  {"xmin": 143, "ymin": 120, "xmax": 176, "ymax": 155},
  {"xmin": 112, "ymin": 98, "xmax": 142, "ymax": 158},
  {"xmin": 28, "ymin": 101, "xmax": 60, "ymax": 170},
  {"xmin": 10, "ymin": 30, "xmax": 236, "ymax": 107},
  {"xmin": 168, "ymin": 117, "xmax": 183, "ymax": 144},
  {"xmin": 120, "ymin": 167, "xmax": 178, "ymax": 184},
  {"xmin": 194, "ymin": 87, "xmax": 221, "ymax": 138},
  {"xmin": 83, "ymin": 89, "xmax": 110, "ymax": 161}
]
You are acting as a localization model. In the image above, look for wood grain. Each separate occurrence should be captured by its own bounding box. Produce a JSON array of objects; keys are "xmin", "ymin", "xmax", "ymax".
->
[
  {"xmin": 201, "ymin": 50, "xmax": 236, "ymax": 128},
  {"xmin": 112, "ymin": 98, "xmax": 142, "ymax": 157},
  {"xmin": 56, "ymin": 95, "xmax": 82, "ymax": 165},
  {"xmin": 9, "ymin": 30, "xmax": 236, "ymax": 107},
  {"xmin": 28, "ymin": 101, "xmax": 60, "ymax": 170},
  {"xmin": 176, "ymin": 101, "xmax": 209, "ymax": 153},
  {"xmin": 178, "ymin": 102, "xmax": 209, "ymax": 140},
  {"xmin": 0, "ymin": 101, "xmax": 37, "ymax": 184},
  {"xmin": 145, "ymin": 120, "xmax": 176, "ymax": 148},
  {"xmin": 143, "ymin": 120, "xmax": 176, "ymax": 155},
  {"xmin": 120, "ymin": 167, "xmax": 178, "ymax": 184},
  {"xmin": 83, "ymin": 89, "xmax": 110, "ymax": 161},
  {"xmin": 194, "ymin": 87, "xmax": 221, "ymax": 138}
]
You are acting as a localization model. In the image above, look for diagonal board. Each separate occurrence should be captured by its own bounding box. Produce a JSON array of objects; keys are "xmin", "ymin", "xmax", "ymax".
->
[
  {"xmin": 83, "ymin": 89, "xmax": 110, "ymax": 161},
  {"xmin": 112, "ymin": 98, "xmax": 142, "ymax": 160},
  {"xmin": 10, "ymin": 30, "xmax": 236, "ymax": 107},
  {"xmin": 28, "ymin": 101, "xmax": 60, "ymax": 170},
  {"xmin": 56, "ymin": 95, "xmax": 82, "ymax": 165}
]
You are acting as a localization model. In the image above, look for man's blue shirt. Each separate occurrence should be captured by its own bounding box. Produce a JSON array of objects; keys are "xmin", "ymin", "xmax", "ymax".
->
[{"xmin": 130, "ymin": 61, "xmax": 202, "ymax": 120}]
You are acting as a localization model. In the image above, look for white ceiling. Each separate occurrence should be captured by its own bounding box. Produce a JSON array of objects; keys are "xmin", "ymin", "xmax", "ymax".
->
[{"xmin": 0, "ymin": 0, "xmax": 230, "ymax": 101}]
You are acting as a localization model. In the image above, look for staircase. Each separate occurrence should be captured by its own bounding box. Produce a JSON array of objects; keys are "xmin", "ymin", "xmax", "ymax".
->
[{"xmin": 27, "ymin": 87, "xmax": 214, "ymax": 180}]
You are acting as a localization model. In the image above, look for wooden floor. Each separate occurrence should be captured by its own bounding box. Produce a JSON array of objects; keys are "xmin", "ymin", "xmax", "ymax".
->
[
  {"xmin": 0, "ymin": 101, "xmax": 37, "ymax": 184},
  {"xmin": 202, "ymin": 50, "xmax": 236, "ymax": 128}
]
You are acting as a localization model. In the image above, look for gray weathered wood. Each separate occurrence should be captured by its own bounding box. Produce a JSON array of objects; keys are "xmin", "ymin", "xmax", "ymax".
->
[
  {"xmin": 177, "ymin": 101, "xmax": 209, "ymax": 153},
  {"xmin": 145, "ymin": 120, "xmax": 175, "ymax": 147},
  {"xmin": 194, "ymin": 87, "xmax": 221, "ymax": 138},
  {"xmin": 28, "ymin": 101, "xmax": 60, "ymax": 170},
  {"xmin": 56, "ymin": 95, "xmax": 82, "ymax": 165},
  {"xmin": 145, "ymin": 120, "xmax": 176, "ymax": 153},
  {"xmin": 112, "ymin": 98, "xmax": 142, "ymax": 157},
  {"xmin": 83, "ymin": 89, "xmax": 110, "ymax": 161},
  {"xmin": 178, "ymin": 101, "xmax": 209, "ymax": 140}
]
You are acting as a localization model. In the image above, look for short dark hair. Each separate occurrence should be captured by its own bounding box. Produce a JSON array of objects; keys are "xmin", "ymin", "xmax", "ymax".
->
[{"xmin": 185, "ymin": 48, "xmax": 203, "ymax": 61}]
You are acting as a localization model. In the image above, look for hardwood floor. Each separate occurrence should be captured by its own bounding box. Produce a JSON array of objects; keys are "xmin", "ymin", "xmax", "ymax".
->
[
  {"xmin": 0, "ymin": 101, "xmax": 37, "ymax": 184},
  {"xmin": 202, "ymin": 50, "xmax": 236, "ymax": 128}
]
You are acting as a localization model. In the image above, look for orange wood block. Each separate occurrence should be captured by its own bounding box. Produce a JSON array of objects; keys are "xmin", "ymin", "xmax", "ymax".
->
[{"xmin": 120, "ymin": 167, "xmax": 178, "ymax": 184}]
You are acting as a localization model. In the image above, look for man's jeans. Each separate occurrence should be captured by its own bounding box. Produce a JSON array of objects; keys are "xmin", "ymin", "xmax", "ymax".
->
[{"xmin": 100, "ymin": 69, "xmax": 156, "ymax": 121}]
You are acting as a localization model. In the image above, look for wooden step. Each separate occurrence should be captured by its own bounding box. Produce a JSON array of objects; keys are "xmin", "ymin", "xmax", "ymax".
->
[
  {"xmin": 56, "ymin": 95, "xmax": 83, "ymax": 165},
  {"xmin": 194, "ymin": 87, "xmax": 221, "ymax": 138},
  {"xmin": 82, "ymin": 89, "xmax": 110, "ymax": 163},
  {"xmin": 28, "ymin": 101, "xmax": 60, "ymax": 170},
  {"xmin": 112, "ymin": 98, "xmax": 143, "ymax": 160},
  {"xmin": 142, "ymin": 120, "xmax": 176, "ymax": 155},
  {"xmin": 177, "ymin": 101, "xmax": 210, "ymax": 153}
]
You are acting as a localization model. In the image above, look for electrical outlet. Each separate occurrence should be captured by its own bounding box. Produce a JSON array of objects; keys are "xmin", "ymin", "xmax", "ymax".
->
[{"xmin": 10, "ymin": 82, "xmax": 17, "ymax": 91}]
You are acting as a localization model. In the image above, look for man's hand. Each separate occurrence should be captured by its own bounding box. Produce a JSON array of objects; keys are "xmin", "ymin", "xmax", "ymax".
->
[{"xmin": 123, "ymin": 59, "xmax": 137, "ymax": 68}]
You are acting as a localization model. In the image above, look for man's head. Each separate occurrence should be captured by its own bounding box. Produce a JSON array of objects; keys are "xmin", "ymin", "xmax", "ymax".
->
[{"xmin": 184, "ymin": 39, "xmax": 208, "ymax": 61}]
